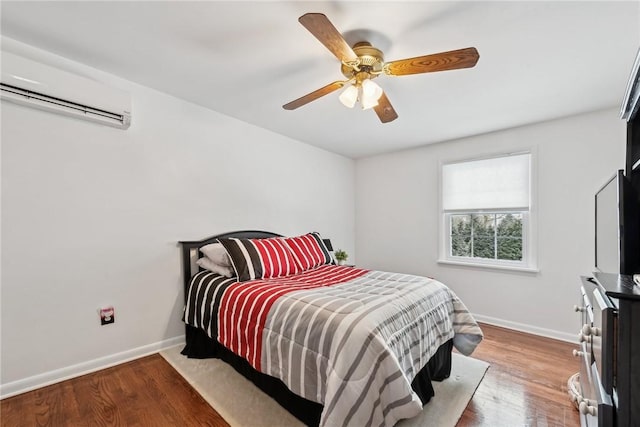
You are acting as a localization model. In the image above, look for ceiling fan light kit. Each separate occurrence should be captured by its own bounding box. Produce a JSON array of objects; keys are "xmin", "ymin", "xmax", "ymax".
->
[
  {"xmin": 339, "ymin": 77, "xmax": 383, "ymax": 110},
  {"xmin": 282, "ymin": 13, "xmax": 480, "ymax": 123}
]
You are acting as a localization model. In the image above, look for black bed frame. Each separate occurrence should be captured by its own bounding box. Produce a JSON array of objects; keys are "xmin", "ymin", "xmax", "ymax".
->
[{"xmin": 179, "ymin": 230, "xmax": 453, "ymax": 426}]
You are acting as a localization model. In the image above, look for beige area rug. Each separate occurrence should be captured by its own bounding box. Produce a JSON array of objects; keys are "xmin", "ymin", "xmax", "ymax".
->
[{"xmin": 160, "ymin": 345, "xmax": 489, "ymax": 427}]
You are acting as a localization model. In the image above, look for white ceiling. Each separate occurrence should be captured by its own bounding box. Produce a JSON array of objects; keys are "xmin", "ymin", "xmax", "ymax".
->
[{"xmin": 1, "ymin": 1, "xmax": 639, "ymax": 158}]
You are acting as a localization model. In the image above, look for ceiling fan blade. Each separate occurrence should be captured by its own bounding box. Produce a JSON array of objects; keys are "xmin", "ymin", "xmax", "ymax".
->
[
  {"xmin": 282, "ymin": 80, "xmax": 348, "ymax": 110},
  {"xmin": 298, "ymin": 13, "xmax": 358, "ymax": 63},
  {"xmin": 385, "ymin": 47, "xmax": 479, "ymax": 76},
  {"xmin": 373, "ymin": 92, "xmax": 398, "ymax": 123}
]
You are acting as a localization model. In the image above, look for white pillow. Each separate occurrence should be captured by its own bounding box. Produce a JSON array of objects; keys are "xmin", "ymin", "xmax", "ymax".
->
[
  {"xmin": 196, "ymin": 257, "xmax": 235, "ymax": 278},
  {"xmin": 200, "ymin": 242, "xmax": 232, "ymax": 266}
]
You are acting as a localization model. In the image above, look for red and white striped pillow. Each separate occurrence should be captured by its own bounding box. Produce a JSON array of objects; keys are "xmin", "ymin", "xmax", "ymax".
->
[
  {"xmin": 218, "ymin": 237, "xmax": 300, "ymax": 282},
  {"xmin": 283, "ymin": 232, "xmax": 334, "ymax": 271}
]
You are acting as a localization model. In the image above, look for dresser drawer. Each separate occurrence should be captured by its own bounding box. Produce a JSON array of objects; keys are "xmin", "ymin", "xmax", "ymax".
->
[{"xmin": 577, "ymin": 277, "xmax": 616, "ymax": 427}]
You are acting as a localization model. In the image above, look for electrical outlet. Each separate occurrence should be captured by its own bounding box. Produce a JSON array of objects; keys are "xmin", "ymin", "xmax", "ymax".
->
[{"xmin": 99, "ymin": 307, "xmax": 115, "ymax": 325}]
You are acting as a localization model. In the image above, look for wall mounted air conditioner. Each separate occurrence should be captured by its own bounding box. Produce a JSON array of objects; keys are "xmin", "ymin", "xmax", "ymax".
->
[{"xmin": 1, "ymin": 52, "xmax": 131, "ymax": 129}]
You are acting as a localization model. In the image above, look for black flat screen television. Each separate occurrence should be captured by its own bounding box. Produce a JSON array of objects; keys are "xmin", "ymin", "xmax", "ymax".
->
[{"xmin": 595, "ymin": 170, "xmax": 640, "ymax": 275}]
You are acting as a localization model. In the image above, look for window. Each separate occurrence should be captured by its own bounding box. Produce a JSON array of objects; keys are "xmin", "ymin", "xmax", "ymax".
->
[
  {"xmin": 440, "ymin": 153, "xmax": 536, "ymax": 270},
  {"xmin": 449, "ymin": 212, "xmax": 524, "ymax": 260}
]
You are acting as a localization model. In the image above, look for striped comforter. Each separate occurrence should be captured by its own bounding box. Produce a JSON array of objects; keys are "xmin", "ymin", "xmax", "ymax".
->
[{"xmin": 184, "ymin": 264, "xmax": 483, "ymax": 427}]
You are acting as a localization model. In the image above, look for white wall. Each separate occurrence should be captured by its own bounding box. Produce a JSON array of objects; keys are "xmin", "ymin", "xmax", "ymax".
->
[
  {"xmin": 355, "ymin": 109, "xmax": 626, "ymax": 340},
  {"xmin": 0, "ymin": 39, "xmax": 355, "ymax": 396}
]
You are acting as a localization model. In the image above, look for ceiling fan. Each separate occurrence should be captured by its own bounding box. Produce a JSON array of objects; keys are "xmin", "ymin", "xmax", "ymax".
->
[{"xmin": 282, "ymin": 13, "xmax": 480, "ymax": 123}]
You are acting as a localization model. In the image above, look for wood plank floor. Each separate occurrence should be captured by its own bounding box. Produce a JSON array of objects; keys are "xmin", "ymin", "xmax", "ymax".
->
[
  {"xmin": 1, "ymin": 323, "xmax": 580, "ymax": 426},
  {"xmin": 457, "ymin": 324, "xmax": 580, "ymax": 427}
]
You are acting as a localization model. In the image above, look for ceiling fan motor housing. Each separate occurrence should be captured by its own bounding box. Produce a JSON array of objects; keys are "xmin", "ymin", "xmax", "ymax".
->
[{"xmin": 341, "ymin": 42, "xmax": 385, "ymax": 80}]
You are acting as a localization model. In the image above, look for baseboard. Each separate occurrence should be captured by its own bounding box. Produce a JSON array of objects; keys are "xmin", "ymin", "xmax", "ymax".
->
[
  {"xmin": 0, "ymin": 336, "xmax": 185, "ymax": 400},
  {"xmin": 472, "ymin": 313, "xmax": 576, "ymax": 343}
]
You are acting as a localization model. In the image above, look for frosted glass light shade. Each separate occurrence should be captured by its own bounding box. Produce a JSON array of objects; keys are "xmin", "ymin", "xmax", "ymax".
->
[
  {"xmin": 361, "ymin": 96, "xmax": 379, "ymax": 110},
  {"xmin": 361, "ymin": 79, "xmax": 383, "ymax": 110},
  {"xmin": 442, "ymin": 153, "xmax": 531, "ymax": 210},
  {"xmin": 362, "ymin": 79, "xmax": 383, "ymax": 100},
  {"xmin": 339, "ymin": 85, "xmax": 358, "ymax": 108}
]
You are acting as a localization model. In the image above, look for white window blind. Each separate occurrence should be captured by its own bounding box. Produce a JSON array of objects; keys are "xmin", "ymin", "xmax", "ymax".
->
[{"xmin": 442, "ymin": 153, "xmax": 530, "ymax": 211}]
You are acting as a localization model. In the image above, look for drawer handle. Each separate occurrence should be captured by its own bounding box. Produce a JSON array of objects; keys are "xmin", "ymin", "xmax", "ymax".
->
[
  {"xmin": 578, "ymin": 332, "xmax": 592, "ymax": 343},
  {"xmin": 574, "ymin": 305, "xmax": 586, "ymax": 313},
  {"xmin": 579, "ymin": 401, "xmax": 598, "ymax": 416},
  {"xmin": 581, "ymin": 324, "xmax": 601, "ymax": 337},
  {"xmin": 572, "ymin": 349, "xmax": 584, "ymax": 357}
]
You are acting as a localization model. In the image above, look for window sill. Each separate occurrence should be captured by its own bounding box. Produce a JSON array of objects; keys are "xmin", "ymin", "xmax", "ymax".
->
[{"xmin": 437, "ymin": 259, "xmax": 539, "ymax": 273}]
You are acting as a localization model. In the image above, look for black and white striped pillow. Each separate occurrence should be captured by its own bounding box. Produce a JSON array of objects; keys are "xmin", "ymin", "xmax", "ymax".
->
[{"xmin": 218, "ymin": 237, "xmax": 301, "ymax": 282}]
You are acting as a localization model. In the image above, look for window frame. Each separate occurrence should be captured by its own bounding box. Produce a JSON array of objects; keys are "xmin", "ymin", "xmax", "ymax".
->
[{"xmin": 438, "ymin": 151, "xmax": 538, "ymax": 273}]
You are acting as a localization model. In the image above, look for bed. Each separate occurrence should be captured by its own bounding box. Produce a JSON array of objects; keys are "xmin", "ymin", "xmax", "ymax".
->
[{"xmin": 179, "ymin": 230, "xmax": 483, "ymax": 427}]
